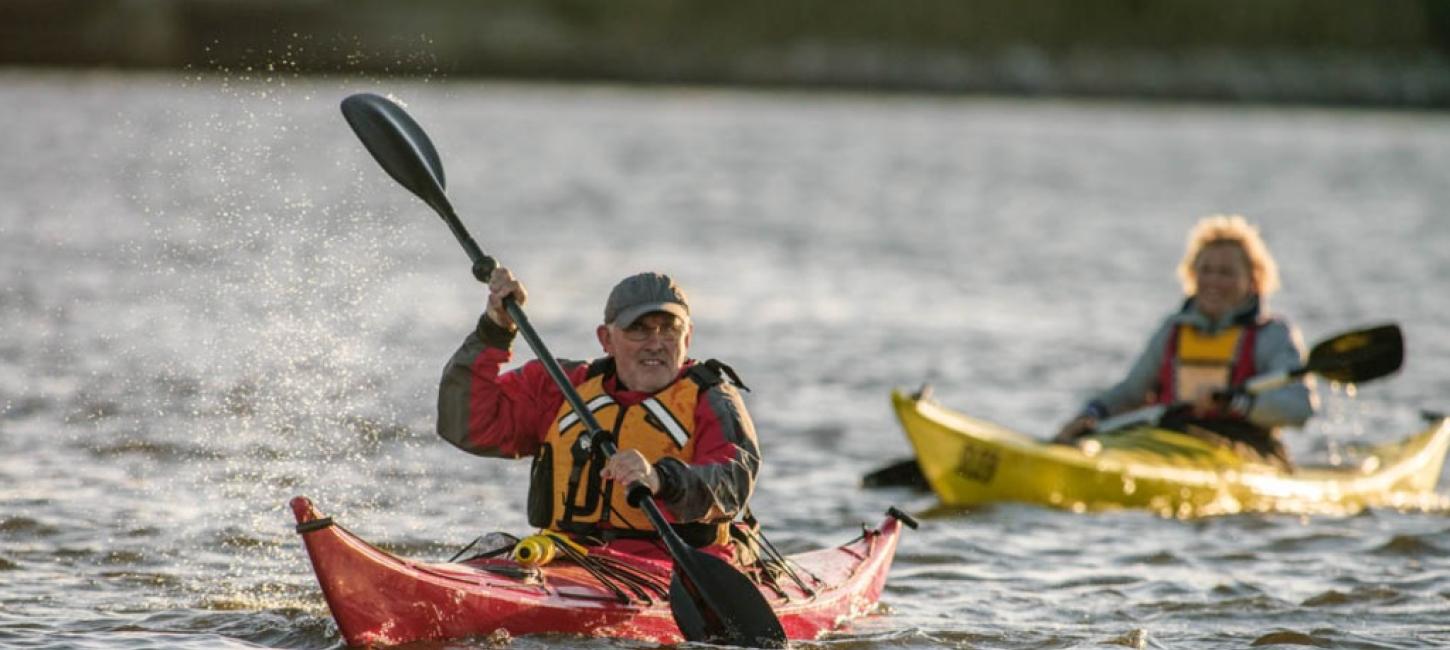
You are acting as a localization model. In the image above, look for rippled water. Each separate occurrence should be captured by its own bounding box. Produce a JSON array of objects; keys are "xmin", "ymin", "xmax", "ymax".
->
[{"xmin": 3, "ymin": 69, "xmax": 1449, "ymax": 649}]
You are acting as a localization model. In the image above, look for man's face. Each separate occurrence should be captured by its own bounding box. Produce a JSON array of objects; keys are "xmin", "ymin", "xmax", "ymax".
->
[{"xmin": 597, "ymin": 312, "xmax": 691, "ymax": 393}]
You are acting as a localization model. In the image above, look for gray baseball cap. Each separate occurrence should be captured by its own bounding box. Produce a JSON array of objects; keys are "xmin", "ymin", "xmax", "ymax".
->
[{"xmin": 604, "ymin": 272, "xmax": 690, "ymax": 327}]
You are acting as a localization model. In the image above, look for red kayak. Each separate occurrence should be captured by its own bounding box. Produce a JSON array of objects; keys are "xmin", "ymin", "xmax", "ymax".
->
[{"xmin": 291, "ymin": 496, "xmax": 911, "ymax": 646}]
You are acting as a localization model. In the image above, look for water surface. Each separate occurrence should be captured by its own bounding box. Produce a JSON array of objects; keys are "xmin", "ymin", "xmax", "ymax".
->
[{"xmin": 3, "ymin": 70, "xmax": 1449, "ymax": 649}]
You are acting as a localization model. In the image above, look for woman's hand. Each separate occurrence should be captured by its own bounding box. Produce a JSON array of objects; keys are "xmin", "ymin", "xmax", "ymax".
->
[
  {"xmin": 1054, "ymin": 415, "xmax": 1097, "ymax": 444},
  {"xmin": 1189, "ymin": 386, "xmax": 1225, "ymax": 418}
]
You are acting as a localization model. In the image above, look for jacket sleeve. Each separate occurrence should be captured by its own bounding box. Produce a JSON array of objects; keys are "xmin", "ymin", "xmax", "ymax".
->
[
  {"xmin": 436, "ymin": 315, "xmax": 567, "ymax": 459},
  {"xmin": 1244, "ymin": 320, "xmax": 1316, "ymax": 429},
  {"xmin": 652, "ymin": 382, "xmax": 761, "ymax": 523},
  {"xmin": 1090, "ymin": 317, "xmax": 1175, "ymax": 417}
]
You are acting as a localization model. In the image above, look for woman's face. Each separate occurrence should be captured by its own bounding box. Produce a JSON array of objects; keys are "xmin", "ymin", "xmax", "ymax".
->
[{"xmin": 1192, "ymin": 243, "xmax": 1256, "ymax": 320}]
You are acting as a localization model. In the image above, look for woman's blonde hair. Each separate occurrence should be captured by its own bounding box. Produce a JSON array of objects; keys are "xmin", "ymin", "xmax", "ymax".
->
[{"xmin": 1176, "ymin": 214, "xmax": 1281, "ymax": 297}]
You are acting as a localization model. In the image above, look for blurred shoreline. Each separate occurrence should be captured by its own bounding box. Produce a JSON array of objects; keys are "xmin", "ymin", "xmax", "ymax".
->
[{"xmin": 4, "ymin": 0, "xmax": 1449, "ymax": 107}]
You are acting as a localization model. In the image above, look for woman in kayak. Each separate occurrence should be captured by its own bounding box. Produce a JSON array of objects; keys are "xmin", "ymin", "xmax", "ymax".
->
[
  {"xmin": 437, "ymin": 267, "xmax": 761, "ymax": 562},
  {"xmin": 1053, "ymin": 214, "xmax": 1315, "ymax": 466}
]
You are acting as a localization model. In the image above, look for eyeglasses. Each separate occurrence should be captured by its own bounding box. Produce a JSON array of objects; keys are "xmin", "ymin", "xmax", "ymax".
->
[{"xmin": 621, "ymin": 321, "xmax": 686, "ymax": 342}]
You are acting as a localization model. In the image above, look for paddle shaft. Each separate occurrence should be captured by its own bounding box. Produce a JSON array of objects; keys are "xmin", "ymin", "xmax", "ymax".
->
[
  {"xmin": 1092, "ymin": 374, "xmax": 1289, "ymax": 433},
  {"xmin": 1093, "ymin": 324, "xmax": 1402, "ymax": 433},
  {"xmin": 414, "ymin": 179, "xmax": 614, "ymax": 449},
  {"xmin": 403, "ymin": 173, "xmax": 608, "ymax": 447}
]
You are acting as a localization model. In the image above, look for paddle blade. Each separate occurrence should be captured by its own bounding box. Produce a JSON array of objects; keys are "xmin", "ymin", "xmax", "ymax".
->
[
  {"xmin": 862, "ymin": 457, "xmax": 930, "ymax": 490},
  {"xmin": 340, "ymin": 93, "xmax": 450, "ymax": 212},
  {"xmin": 1305, "ymin": 324, "xmax": 1403, "ymax": 385},
  {"xmin": 668, "ymin": 551, "xmax": 786, "ymax": 648}
]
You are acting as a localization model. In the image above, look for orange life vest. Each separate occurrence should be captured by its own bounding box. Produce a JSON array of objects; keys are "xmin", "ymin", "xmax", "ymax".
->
[{"xmin": 525, "ymin": 362, "xmax": 730, "ymax": 547}]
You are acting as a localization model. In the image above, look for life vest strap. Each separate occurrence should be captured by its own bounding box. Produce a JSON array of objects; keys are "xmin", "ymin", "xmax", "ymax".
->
[
  {"xmin": 557, "ymin": 393, "xmax": 617, "ymax": 433},
  {"xmin": 640, "ymin": 397, "xmax": 690, "ymax": 447}
]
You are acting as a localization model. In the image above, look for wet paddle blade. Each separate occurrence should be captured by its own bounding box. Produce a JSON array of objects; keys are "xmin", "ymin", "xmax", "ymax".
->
[
  {"xmin": 862, "ymin": 457, "xmax": 930, "ymax": 490},
  {"xmin": 340, "ymin": 93, "xmax": 449, "ymax": 212},
  {"xmin": 669, "ymin": 551, "xmax": 786, "ymax": 648},
  {"xmin": 1305, "ymin": 323, "xmax": 1403, "ymax": 385}
]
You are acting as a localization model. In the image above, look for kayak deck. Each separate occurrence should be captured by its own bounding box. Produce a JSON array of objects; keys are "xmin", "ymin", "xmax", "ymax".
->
[
  {"xmin": 892, "ymin": 390, "xmax": 1450, "ymax": 517},
  {"xmin": 291, "ymin": 496, "xmax": 906, "ymax": 646}
]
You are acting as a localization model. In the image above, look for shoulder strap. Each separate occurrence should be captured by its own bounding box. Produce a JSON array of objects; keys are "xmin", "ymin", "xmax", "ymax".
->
[
  {"xmin": 1230, "ymin": 323, "xmax": 1260, "ymax": 386},
  {"xmin": 687, "ymin": 359, "xmax": 750, "ymax": 392},
  {"xmin": 585, "ymin": 357, "xmax": 616, "ymax": 380},
  {"xmin": 1154, "ymin": 325, "xmax": 1182, "ymax": 405}
]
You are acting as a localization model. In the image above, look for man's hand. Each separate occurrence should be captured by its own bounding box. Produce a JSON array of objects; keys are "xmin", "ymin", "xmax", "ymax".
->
[
  {"xmin": 600, "ymin": 449, "xmax": 660, "ymax": 494},
  {"xmin": 485, "ymin": 266, "xmax": 526, "ymax": 330}
]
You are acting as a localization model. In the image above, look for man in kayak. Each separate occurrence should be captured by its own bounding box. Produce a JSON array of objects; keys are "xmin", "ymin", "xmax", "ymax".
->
[
  {"xmin": 437, "ymin": 267, "xmax": 760, "ymax": 561},
  {"xmin": 1053, "ymin": 214, "xmax": 1315, "ymax": 466}
]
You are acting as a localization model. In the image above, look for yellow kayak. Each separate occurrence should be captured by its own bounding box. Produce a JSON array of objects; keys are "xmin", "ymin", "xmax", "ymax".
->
[{"xmin": 891, "ymin": 389, "xmax": 1450, "ymax": 517}]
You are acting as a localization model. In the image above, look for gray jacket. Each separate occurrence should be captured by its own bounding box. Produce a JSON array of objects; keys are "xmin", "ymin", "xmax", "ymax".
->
[{"xmin": 1085, "ymin": 297, "xmax": 1315, "ymax": 430}]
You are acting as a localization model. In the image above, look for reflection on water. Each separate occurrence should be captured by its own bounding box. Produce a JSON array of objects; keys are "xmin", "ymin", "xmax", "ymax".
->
[{"xmin": 2, "ymin": 69, "xmax": 1449, "ymax": 648}]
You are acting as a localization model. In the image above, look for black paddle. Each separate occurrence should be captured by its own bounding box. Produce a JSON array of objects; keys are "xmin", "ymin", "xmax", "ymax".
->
[
  {"xmin": 1262, "ymin": 323, "xmax": 1403, "ymax": 388},
  {"xmin": 861, "ymin": 457, "xmax": 930, "ymax": 491},
  {"xmin": 339, "ymin": 92, "xmax": 786, "ymax": 648},
  {"xmin": 1093, "ymin": 322, "xmax": 1404, "ymax": 433},
  {"xmin": 865, "ymin": 323, "xmax": 1407, "ymax": 487}
]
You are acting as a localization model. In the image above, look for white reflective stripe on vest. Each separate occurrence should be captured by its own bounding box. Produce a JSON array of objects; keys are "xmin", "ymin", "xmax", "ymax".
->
[
  {"xmin": 640, "ymin": 397, "xmax": 690, "ymax": 448},
  {"xmin": 557, "ymin": 394, "xmax": 617, "ymax": 432}
]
